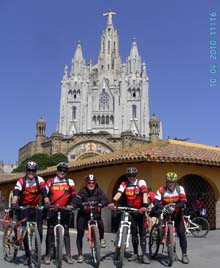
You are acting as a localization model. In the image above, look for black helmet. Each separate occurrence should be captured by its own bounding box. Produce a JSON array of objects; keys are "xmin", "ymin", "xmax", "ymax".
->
[
  {"xmin": 57, "ymin": 162, "xmax": 68, "ymax": 171},
  {"xmin": 26, "ymin": 161, "xmax": 38, "ymax": 171},
  {"xmin": 85, "ymin": 174, "xmax": 97, "ymax": 182},
  {"xmin": 127, "ymin": 167, "xmax": 138, "ymax": 176}
]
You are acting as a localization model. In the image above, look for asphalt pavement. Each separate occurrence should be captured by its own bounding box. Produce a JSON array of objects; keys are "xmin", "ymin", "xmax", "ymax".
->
[{"xmin": 0, "ymin": 229, "xmax": 219, "ymax": 268}]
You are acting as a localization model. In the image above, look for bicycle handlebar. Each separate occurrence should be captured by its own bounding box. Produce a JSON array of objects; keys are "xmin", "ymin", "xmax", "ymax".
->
[
  {"xmin": 46, "ymin": 205, "xmax": 73, "ymax": 212},
  {"xmin": 114, "ymin": 206, "xmax": 139, "ymax": 212},
  {"xmin": 82, "ymin": 201, "xmax": 99, "ymax": 207}
]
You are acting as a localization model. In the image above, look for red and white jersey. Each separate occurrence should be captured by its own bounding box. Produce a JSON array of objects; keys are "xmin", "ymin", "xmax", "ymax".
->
[
  {"xmin": 14, "ymin": 176, "xmax": 46, "ymax": 206},
  {"xmin": 118, "ymin": 179, "xmax": 148, "ymax": 209},
  {"xmin": 155, "ymin": 186, "xmax": 187, "ymax": 205},
  {"xmin": 46, "ymin": 176, "xmax": 76, "ymax": 206}
]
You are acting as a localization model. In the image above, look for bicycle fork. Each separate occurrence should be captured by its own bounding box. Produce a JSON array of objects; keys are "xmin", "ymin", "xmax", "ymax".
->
[
  {"xmin": 117, "ymin": 221, "xmax": 131, "ymax": 248},
  {"xmin": 54, "ymin": 212, "xmax": 64, "ymax": 249}
]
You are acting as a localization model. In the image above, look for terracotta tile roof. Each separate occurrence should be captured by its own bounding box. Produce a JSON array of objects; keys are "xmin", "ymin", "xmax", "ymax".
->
[
  {"xmin": 39, "ymin": 139, "xmax": 220, "ymax": 176},
  {"xmin": 0, "ymin": 173, "xmax": 24, "ymax": 185}
]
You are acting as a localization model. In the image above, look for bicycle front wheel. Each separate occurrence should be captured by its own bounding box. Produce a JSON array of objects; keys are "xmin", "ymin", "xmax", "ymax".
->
[
  {"xmin": 117, "ymin": 226, "xmax": 128, "ymax": 268},
  {"xmin": 2, "ymin": 223, "xmax": 18, "ymax": 262},
  {"xmin": 167, "ymin": 225, "xmax": 174, "ymax": 267},
  {"xmin": 28, "ymin": 225, "xmax": 41, "ymax": 268},
  {"xmin": 190, "ymin": 217, "xmax": 210, "ymax": 237},
  {"xmin": 149, "ymin": 224, "xmax": 160, "ymax": 258},
  {"xmin": 91, "ymin": 225, "xmax": 101, "ymax": 268},
  {"xmin": 55, "ymin": 225, "xmax": 63, "ymax": 268}
]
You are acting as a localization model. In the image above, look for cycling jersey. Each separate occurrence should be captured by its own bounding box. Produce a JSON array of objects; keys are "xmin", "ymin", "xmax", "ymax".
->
[
  {"xmin": 155, "ymin": 185, "xmax": 187, "ymax": 205},
  {"xmin": 46, "ymin": 176, "xmax": 76, "ymax": 206},
  {"xmin": 118, "ymin": 179, "xmax": 148, "ymax": 209},
  {"xmin": 13, "ymin": 176, "xmax": 47, "ymax": 206}
]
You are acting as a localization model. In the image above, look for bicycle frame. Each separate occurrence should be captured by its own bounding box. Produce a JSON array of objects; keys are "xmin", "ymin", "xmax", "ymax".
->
[
  {"xmin": 184, "ymin": 214, "xmax": 207, "ymax": 233},
  {"xmin": 88, "ymin": 210, "xmax": 98, "ymax": 248}
]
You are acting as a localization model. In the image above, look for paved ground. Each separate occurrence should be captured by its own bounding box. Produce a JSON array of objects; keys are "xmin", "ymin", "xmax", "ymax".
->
[{"xmin": 0, "ymin": 229, "xmax": 219, "ymax": 268}]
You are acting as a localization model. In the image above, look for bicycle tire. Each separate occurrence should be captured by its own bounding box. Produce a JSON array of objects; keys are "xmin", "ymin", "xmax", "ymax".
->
[
  {"xmin": 167, "ymin": 225, "xmax": 174, "ymax": 267},
  {"xmin": 190, "ymin": 217, "xmax": 210, "ymax": 238},
  {"xmin": 2, "ymin": 223, "xmax": 18, "ymax": 262},
  {"xmin": 56, "ymin": 225, "xmax": 63, "ymax": 268},
  {"xmin": 91, "ymin": 225, "xmax": 101, "ymax": 268},
  {"xmin": 149, "ymin": 224, "xmax": 160, "ymax": 258},
  {"xmin": 28, "ymin": 224, "xmax": 41, "ymax": 268},
  {"xmin": 117, "ymin": 226, "xmax": 128, "ymax": 268}
]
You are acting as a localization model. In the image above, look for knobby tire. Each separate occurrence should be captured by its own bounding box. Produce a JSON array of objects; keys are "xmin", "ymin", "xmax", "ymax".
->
[
  {"xmin": 149, "ymin": 224, "xmax": 160, "ymax": 258},
  {"xmin": 167, "ymin": 225, "xmax": 174, "ymax": 267},
  {"xmin": 190, "ymin": 217, "xmax": 210, "ymax": 238},
  {"xmin": 91, "ymin": 225, "xmax": 101, "ymax": 268},
  {"xmin": 117, "ymin": 226, "xmax": 128, "ymax": 268},
  {"xmin": 56, "ymin": 226, "xmax": 63, "ymax": 268},
  {"xmin": 28, "ymin": 224, "xmax": 41, "ymax": 268},
  {"xmin": 2, "ymin": 223, "xmax": 18, "ymax": 262}
]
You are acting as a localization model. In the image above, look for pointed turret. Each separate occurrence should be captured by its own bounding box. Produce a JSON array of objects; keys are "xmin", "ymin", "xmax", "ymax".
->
[
  {"xmin": 126, "ymin": 38, "xmax": 141, "ymax": 74},
  {"xmin": 71, "ymin": 41, "xmax": 85, "ymax": 76}
]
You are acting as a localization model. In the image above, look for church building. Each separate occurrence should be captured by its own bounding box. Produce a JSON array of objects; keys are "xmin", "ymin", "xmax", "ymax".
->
[{"xmin": 18, "ymin": 11, "xmax": 161, "ymax": 163}]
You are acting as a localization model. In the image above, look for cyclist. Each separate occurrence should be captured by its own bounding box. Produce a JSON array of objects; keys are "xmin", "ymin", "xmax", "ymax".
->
[
  {"xmin": 11, "ymin": 161, "xmax": 49, "ymax": 266},
  {"xmin": 44, "ymin": 162, "xmax": 76, "ymax": 265},
  {"xmin": 154, "ymin": 172, "xmax": 189, "ymax": 264},
  {"xmin": 108, "ymin": 167, "xmax": 150, "ymax": 264},
  {"xmin": 192, "ymin": 193, "xmax": 206, "ymax": 217},
  {"xmin": 72, "ymin": 174, "xmax": 109, "ymax": 263}
]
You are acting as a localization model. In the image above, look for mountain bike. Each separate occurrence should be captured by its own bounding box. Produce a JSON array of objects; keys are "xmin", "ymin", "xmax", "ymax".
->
[
  {"xmin": 82, "ymin": 201, "xmax": 101, "ymax": 268},
  {"xmin": 148, "ymin": 204, "xmax": 176, "ymax": 267},
  {"xmin": 183, "ymin": 213, "xmax": 210, "ymax": 237},
  {"xmin": 46, "ymin": 206, "xmax": 72, "ymax": 268},
  {"xmin": 2, "ymin": 206, "xmax": 43, "ymax": 268},
  {"xmin": 113, "ymin": 206, "xmax": 138, "ymax": 268}
]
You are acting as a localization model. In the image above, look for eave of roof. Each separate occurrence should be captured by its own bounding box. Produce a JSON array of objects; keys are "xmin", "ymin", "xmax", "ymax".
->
[{"xmin": 38, "ymin": 139, "xmax": 220, "ymax": 176}]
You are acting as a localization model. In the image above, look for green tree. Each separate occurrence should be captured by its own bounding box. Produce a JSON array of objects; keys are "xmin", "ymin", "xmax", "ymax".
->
[{"xmin": 12, "ymin": 153, "xmax": 68, "ymax": 173}]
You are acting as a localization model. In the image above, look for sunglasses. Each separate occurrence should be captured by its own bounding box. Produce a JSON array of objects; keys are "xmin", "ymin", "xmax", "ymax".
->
[
  {"xmin": 27, "ymin": 169, "xmax": 36, "ymax": 172},
  {"xmin": 58, "ymin": 169, "xmax": 67, "ymax": 173},
  {"xmin": 127, "ymin": 174, "xmax": 136, "ymax": 178},
  {"xmin": 87, "ymin": 181, "xmax": 95, "ymax": 185}
]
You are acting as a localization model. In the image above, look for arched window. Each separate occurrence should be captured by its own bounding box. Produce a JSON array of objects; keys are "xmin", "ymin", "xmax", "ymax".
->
[
  {"xmin": 110, "ymin": 115, "xmax": 114, "ymax": 124},
  {"xmin": 101, "ymin": 115, "xmax": 105, "ymax": 124},
  {"xmin": 132, "ymin": 105, "xmax": 137, "ymax": 119},
  {"xmin": 106, "ymin": 115, "xmax": 109, "ymax": 125},
  {"xmin": 99, "ymin": 91, "xmax": 110, "ymax": 110},
  {"xmin": 72, "ymin": 106, "xmax": 76, "ymax": 120}
]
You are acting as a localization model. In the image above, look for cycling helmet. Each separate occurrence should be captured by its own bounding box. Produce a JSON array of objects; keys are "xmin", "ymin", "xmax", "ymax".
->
[
  {"xmin": 85, "ymin": 174, "xmax": 97, "ymax": 182},
  {"xmin": 26, "ymin": 161, "xmax": 38, "ymax": 171},
  {"xmin": 57, "ymin": 162, "xmax": 68, "ymax": 171},
  {"xmin": 165, "ymin": 172, "xmax": 178, "ymax": 182},
  {"xmin": 127, "ymin": 167, "xmax": 138, "ymax": 176}
]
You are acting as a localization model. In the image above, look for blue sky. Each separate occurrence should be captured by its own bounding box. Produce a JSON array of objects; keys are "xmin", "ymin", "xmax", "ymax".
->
[{"xmin": 0, "ymin": 0, "xmax": 219, "ymax": 163}]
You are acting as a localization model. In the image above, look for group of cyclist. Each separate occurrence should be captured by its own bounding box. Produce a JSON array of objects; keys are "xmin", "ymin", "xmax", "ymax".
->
[{"xmin": 10, "ymin": 160, "xmax": 190, "ymax": 265}]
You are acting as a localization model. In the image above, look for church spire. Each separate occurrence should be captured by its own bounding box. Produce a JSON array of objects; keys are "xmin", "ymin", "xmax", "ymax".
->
[
  {"xmin": 126, "ymin": 37, "xmax": 142, "ymax": 74},
  {"xmin": 98, "ymin": 10, "xmax": 121, "ymax": 82},
  {"xmin": 71, "ymin": 40, "xmax": 85, "ymax": 76}
]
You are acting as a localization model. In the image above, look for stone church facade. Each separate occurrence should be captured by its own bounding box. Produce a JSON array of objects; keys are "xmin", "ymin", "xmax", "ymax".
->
[{"xmin": 18, "ymin": 11, "xmax": 161, "ymax": 163}]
